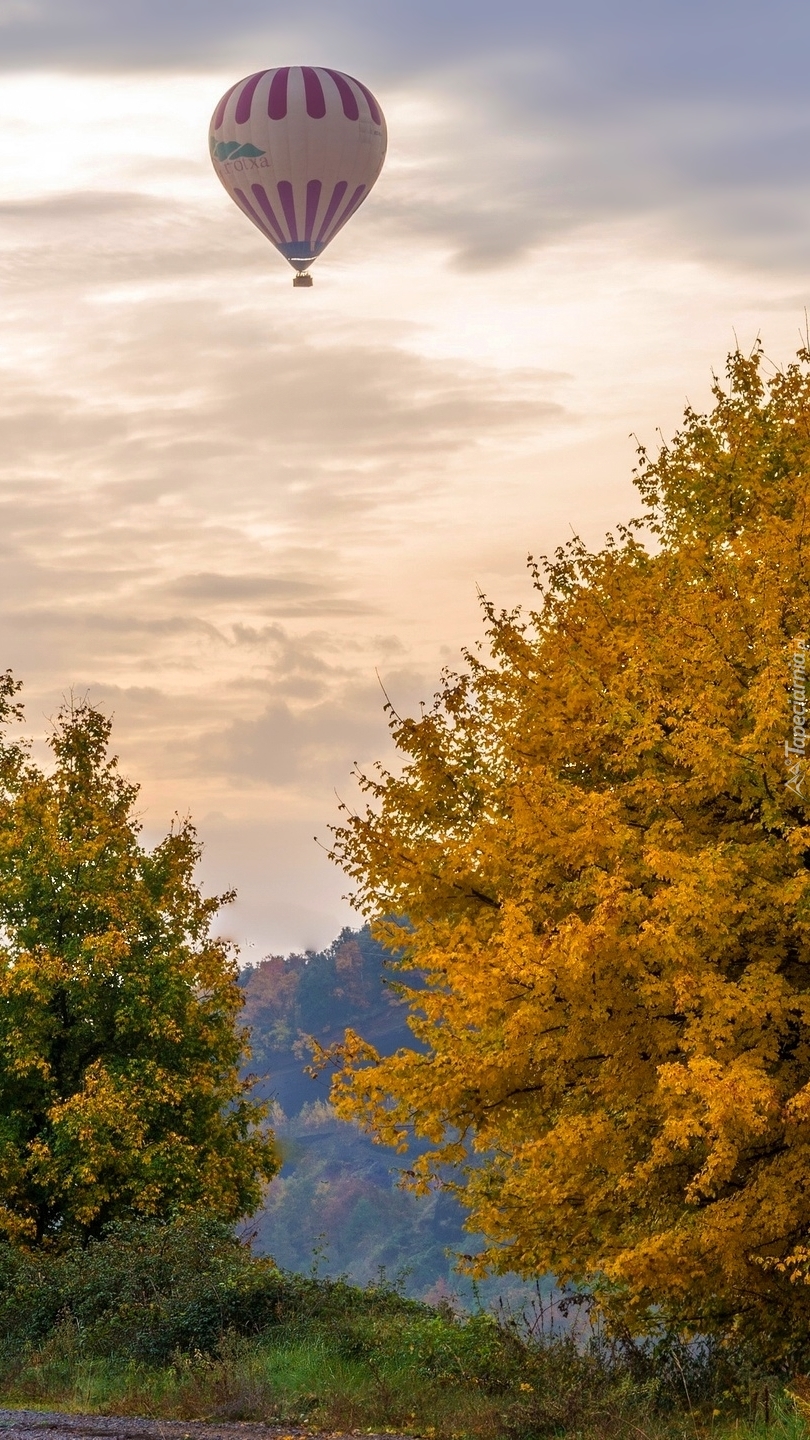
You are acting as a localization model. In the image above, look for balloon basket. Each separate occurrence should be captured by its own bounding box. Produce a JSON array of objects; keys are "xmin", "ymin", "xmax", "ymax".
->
[{"xmin": 293, "ymin": 273, "xmax": 313, "ymax": 288}]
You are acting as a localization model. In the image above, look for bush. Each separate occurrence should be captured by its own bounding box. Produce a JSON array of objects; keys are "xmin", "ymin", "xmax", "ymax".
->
[
  {"xmin": 0, "ymin": 1218, "xmax": 802, "ymax": 1437},
  {"xmin": 0, "ymin": 1216, "xmax": 425, "ymax": 1366}
]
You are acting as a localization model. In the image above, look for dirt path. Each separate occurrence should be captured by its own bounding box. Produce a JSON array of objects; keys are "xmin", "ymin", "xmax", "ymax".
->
[{"xmin": 0, "ymin": 1411, "xmax": 411, "ymax": 1440}]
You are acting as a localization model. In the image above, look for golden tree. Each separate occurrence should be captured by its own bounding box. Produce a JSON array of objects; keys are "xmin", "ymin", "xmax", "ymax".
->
[
  {"xmin": 325, "ymin": 346, "xmax": 810, "ymax": 1350},
  {"xmin": 0, "ymin": 689, "xmax": 277, "ymax": 1245}
]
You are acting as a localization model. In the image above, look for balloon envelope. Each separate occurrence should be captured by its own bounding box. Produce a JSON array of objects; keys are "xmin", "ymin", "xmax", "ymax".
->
[{"xmin": 209, "ymin": 67, "xmax": 387, "ymax": 278}]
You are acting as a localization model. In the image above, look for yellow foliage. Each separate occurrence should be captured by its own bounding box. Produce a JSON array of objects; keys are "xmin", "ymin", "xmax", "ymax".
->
[{"xmin": 326, "ymin": 345, "xmax": 810, "ymax": 1352}]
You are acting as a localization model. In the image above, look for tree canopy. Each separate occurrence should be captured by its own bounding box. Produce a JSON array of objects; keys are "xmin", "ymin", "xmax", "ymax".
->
[
  {"xmin": 0, "ymin": 687, "xmax": 277, "ymax": 1245},
  {"xmin": 325, "ymin": 345, "xmax": 810, "ymax": 1354}
]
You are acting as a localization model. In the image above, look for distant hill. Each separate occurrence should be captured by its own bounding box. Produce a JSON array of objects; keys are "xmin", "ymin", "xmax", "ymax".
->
[
  {"xmin": 239, "ymin": 928, "xmax": 540, "ymax": 1311},
  {"xmin": 239, "ymin": 927, "xmax": 413, "ymax": 1118}
]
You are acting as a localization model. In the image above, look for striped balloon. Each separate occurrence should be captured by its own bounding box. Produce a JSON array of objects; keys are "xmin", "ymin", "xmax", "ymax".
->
[{"xmin": 209, "ymin": 67, "xmax": 387, "ymax": 285}]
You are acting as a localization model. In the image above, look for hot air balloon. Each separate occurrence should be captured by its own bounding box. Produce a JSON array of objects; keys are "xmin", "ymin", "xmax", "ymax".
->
[{"xmin": 209, "ymin": 67, "xmax": 387, "ymax": 287}]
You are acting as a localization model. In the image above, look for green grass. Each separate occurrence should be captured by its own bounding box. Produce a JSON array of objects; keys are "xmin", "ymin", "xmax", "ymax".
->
[
  {"xmin": 0, "ymin": 1218, "xmax": 808, "ymax": 1439},
  {"xmin": 707, "ymin": 1395, "xmax": 809, "ymax": 1440},
  {"xmin": 3, "ymin": 1321, "xmax": 810, "ymax": 1439}
]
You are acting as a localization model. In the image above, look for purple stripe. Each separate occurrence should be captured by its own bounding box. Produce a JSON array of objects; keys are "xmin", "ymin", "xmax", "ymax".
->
[
  {"xmin": 325, "ymin": 184, "xmax": 367, "ymax": 242},
  {"xmin": 277, "ymin": 180, "xmax": 298, "ymax": 241},
  {"xmin": 233, "ymin": 187, "xmax": 276, "ymax": 242},
  {"xmin": 213, "ymin": 80, "xmax": 240, "ymax": 130},
  {"xmin": 305, "ymin": 179, "xmax": 323, "ymax": 242},
  {"xmin": 315, "ymin": 180, "xmax": 348, "ymax": 246},
  {"xmin": 268, "ymin": 67, "xmax": 290, "ymax": 120},
  {"xmin": 235, "ymin": 71, "xmax": 268, "ymax": 125},
  {"xmin": 350, "ymin": 76, "xmax": 382, "ymax": 126},
  {"xmin": 324, "ymin": 68, "xmax": 360, "ymax": 121},
  {"xmin": 251, "ymin": 184, "xmax": 285, "ymax": 242},
  {"xmin": 302, "ymin": 67, "xmax": 326, "ymax": 119}
]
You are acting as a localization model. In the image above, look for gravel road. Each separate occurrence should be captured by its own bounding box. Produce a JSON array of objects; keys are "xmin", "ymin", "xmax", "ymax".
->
[{"xmin": 0, "ymin": 1412, "xmax": 411, "ymax": 1440}]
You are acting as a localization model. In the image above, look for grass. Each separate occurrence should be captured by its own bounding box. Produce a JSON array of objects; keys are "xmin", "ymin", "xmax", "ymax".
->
[
  {"xmin": 3, "ymin": 1320, "xmax": 810, "ymax": 1439},
  {"xmin": 0, "ymin": 1218, "xmax": 808, "ymax": 1439}
]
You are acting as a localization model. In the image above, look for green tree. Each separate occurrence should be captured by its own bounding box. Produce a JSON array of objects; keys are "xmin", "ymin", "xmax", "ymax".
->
[
  {"xmin": 0, "ymin": 681, "xmax": 277, "ymax": 1245},
  {"xmin": 324, "ymin": 346, "xmax": 810, "ymax": 1357}
]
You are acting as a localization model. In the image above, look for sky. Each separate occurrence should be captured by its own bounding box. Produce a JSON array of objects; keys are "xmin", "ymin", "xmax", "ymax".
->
[{"xmin": 2, "ymin": 0, "xmax": 810, "ymax": 956}]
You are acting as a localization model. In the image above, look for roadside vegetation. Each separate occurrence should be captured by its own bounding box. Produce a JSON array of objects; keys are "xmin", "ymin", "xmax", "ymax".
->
[
  {"xmin": 323, "ymin": 344, "xmax": 810, "ymax": 1361},
  {"xmin": 4, "ymin": 345, "xmax": 810, "ymax": 1436},
  {"xmin": 0, "ymin": 1218, "xmax": 808, "ymax": 1439}
]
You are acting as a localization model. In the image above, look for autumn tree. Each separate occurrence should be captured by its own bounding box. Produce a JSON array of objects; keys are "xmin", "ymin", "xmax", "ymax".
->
[
  {"xmin": 324, "ymin": 345, "xmax": 810, "ymax": 1355},
  {"xmin": 0, "ymin": 686, "xmax": 277, "ymax": 1245}
]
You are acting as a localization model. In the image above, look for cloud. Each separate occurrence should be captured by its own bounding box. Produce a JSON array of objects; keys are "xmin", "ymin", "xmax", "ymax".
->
[
  {"xmin": 167, "ymin": 572, "xmax": 368, "ymax": 611},
  {"xmin": 3, "ymin": 1, "xmax": 808, "ymax": 85},
  {"xmin": 0, "ymin": 140, "xmax": 570, "ymax": 863},
  {"xmin": 195, "ymin": 649, "xmax": 437, "ymax": 790},
  {"xmin": 4, "ymin": 1, "xmax": 810, "ymax": 275},
  {"xmin": 199, "ymin": 690, "xmax": 380, "ymax": 788},
  {"xmin": 0, "ymin": 174, "xmax": 569, "ymax": 546},
  {"xmin": 2, "ymin": 29, "xmax": 807, "ymax": 950}
]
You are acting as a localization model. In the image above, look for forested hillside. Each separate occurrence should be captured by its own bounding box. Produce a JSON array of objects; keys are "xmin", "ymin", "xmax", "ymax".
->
[
  {"xmin": 239, "ymin": 928, "xmax": 410, "ymax": 1119},
  {"xmin": 238, "ymin": 929, "xmax": 528, "ymax": 1307}
]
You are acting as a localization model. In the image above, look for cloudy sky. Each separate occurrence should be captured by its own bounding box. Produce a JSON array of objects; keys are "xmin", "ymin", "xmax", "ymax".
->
[{"xmin": 2, "ymin": 0, "xmax": 810, "ymax": 955}]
